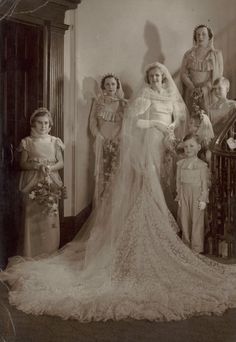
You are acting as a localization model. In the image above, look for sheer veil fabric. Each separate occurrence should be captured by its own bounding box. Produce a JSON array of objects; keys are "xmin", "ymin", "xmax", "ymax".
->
[{"xmin": 1, "ymin": 62, "xmax": 236, "ymax": 322}]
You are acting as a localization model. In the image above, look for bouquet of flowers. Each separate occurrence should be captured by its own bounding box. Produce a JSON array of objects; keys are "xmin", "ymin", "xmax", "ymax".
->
[
  {"xmin": 163, "ymin": 124, "xmax": 178, "ymax": 152},
  {"xmin": 28, "ymin": 175, "xmax": 66, "ymax": 216},
  {"xmin": 192, "ymin": 87, "xmax": 203, "ymax": 102}
]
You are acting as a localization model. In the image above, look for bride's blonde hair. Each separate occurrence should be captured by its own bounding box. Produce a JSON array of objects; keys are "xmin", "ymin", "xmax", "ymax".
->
[{"xmin": 144, "ymin": 63, "xmax": 167, "ymax": 85}]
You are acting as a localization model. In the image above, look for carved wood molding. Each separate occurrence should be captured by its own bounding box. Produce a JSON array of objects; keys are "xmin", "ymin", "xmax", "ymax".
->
[
  {"xmin": 0, "ymin": 0, "xmax": 82, "ymax": 29},
  {"xmin": 210, "ymin": 109, "xmax": 236, "ymax": 158}
]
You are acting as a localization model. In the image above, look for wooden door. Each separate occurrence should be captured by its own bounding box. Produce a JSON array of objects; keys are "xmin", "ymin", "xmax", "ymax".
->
[{"xmin": 0, "ymin": 19, "xmax": 44, "ymax": 265}]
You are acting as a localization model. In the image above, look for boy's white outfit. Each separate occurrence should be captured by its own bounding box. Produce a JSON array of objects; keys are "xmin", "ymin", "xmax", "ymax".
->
[{"xmin": 176, "ymin": 157, "xmax": 209, "ymax": 253}]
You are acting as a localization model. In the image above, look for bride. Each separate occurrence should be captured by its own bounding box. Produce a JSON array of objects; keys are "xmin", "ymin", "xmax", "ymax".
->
[{"xmin": 1, "ymin": 62, "xmax": 236, "ymax": 322}]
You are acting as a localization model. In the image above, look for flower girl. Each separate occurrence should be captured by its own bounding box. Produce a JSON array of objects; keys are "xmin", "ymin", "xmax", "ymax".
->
[{"xmin": 18, "ymin": 108, "xmax": 65, "ymax": 257}]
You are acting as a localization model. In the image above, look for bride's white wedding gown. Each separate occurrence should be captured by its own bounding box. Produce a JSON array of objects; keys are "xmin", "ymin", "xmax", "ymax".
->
[{"xmin": 2, "ymin": 76, "xmax": 236, "ymax": 322}]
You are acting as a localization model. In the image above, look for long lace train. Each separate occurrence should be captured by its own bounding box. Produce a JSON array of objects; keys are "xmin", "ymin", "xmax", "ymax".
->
[
  {"xmin": 3, "ymin": 181, "xmax": 236, "ymax": 322},
  {"xmin": 2, "ymin": 62, "xmax": 236, "ymax": 322}
]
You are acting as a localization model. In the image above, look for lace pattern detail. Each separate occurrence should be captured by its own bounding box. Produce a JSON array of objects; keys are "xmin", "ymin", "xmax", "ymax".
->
[{"xmin": 4, "ymin": 178, "xmax": 236, "ymax": 322}]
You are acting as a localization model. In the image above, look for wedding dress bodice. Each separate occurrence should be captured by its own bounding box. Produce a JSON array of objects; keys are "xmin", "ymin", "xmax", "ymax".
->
[{"xmin": 148, "ymin": 100, "xmax": 173, "ymax": 124}]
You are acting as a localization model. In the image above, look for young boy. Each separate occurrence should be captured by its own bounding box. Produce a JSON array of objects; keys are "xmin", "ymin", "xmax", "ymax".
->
[
  {"xmin": 176, "ymin": 107, "xmax": 214, "ymax": 165},
  {"xmin": 176, "ymin": 134, "xmax": 209, "ymax": 253},
  {"xmin": 209, "ymin": 77, "xmax": 236, "ymax": 135}
]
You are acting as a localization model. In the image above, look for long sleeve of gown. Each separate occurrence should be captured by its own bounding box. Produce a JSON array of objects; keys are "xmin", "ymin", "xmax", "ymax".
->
[
  {"xmin": 134, "ymin": 97, "xmax": 151, "ymax": 117},
  {"xmin": 127, "ymin": 93, "xmax": 152, "ymax": 128},
  {"xmin": 212, "ymin": 49, "xmax": 224, "ymax": 82}
]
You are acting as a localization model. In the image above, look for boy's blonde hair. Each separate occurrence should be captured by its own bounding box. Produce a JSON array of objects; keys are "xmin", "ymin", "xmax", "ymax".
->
[{"xmin": 213, "ymin": 77, "xmax": 230, "ymax": 92}]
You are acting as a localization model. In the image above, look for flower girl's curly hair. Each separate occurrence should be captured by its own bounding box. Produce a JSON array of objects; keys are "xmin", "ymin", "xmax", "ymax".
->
[{"xmin": 30, "ymin": 107, "xmax": 53, "ymax": 127}]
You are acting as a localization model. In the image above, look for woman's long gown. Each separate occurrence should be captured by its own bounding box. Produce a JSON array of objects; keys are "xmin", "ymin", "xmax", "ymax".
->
[{"xmin": 2, "ymin": 87, "xmax": 236, "ymax": 322}]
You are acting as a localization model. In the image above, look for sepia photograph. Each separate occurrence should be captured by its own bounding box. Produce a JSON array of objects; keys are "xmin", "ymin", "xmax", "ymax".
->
[{"xmin": 0, "ymin": 0, "xmax": 236, "ymax": 341}]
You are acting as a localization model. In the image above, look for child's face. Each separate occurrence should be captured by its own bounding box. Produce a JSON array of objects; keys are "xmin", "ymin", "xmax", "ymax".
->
[
  {"xmin": 104, "ymin": 77, "xmax": 117, "ymax": 96},
  {"xmin": 188, "ymin": 118, "xmax": 199, "ymax": 134},
  {"xmin": 33, "ymin": 115, "xmax": 50, "ymax": 135},
  {"xmin": 213, "ymin": 82, "xmax": 228, "ymax": 99},
  {"xmin": 183, "ymin": 138, "xmax": 201, "ymax": 158}
]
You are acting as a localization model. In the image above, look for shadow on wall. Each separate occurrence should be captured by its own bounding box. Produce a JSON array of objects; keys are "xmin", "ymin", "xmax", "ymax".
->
[
  {"xmin": 215, "ymin": 19, "xmax": 236, "ymax": 99},
  {"xmin": 63, "ymin": 75, "xmax": 97, "ymax": 217},
  {"xmin": 121, "ymin": 82, "xmax": 133, "ymax": 100},
  {"xmin": 80, "ymin": 76, "xmax": 99, "ymax": 202},
  {"xmin": 82, "ymin": 77, "xmax": 100, "ymax": 102},
  {"xmin": 141, "ymin": 21, "xmax": 165, "ymax": 73}
]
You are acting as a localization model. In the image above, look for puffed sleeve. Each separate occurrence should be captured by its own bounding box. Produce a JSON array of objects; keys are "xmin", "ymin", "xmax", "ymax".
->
[
  {"xmin": 199, "ymin": 163, "xmax": 209, "ymax": 203},
  {"xmin": 212, "ymin": 49, "xmax": 223, "ymax": 82},
  {"xmin": 89, "ymin": 98, "xmax": 99, "ymax": 137},
  {"xmin": 55, "ymin": 137, "xmax": 65, "ymax": 151},
  {"xmin": 17, "ymin": 137, "xmax": 30, "ymax": 152}
]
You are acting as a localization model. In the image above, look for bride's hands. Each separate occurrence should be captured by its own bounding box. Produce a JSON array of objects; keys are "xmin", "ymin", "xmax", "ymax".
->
[{"xmin": 167, "ymin": 123, "xmax": 175, "ymax": 133}]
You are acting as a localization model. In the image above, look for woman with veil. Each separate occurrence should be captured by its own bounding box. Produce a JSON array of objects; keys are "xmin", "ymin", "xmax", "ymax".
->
[{"xmin": 1, "ymin": 62, "xmax": 236, "ymax": 322}]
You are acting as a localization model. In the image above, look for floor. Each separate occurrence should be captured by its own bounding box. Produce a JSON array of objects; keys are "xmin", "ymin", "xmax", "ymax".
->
[{"xmin": 1, "ymin": 277, "xmax": 236, "ymax": 342}]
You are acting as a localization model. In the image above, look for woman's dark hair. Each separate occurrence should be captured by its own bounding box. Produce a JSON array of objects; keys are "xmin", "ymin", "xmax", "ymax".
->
[
  {"xmin": 101, "ymin": 74, "xmax": 120, "ymax": 90},
  {"xmin": 193, "ymin": 24, "xmax": 213, "ymax": 42},
  {"xmin": 213, "ymin": 77, "xmax": 230, "ymax": 92}
]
